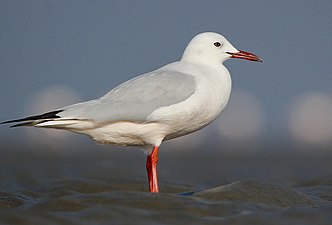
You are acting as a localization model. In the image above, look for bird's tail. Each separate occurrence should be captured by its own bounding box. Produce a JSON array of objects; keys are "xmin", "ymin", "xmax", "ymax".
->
[
  {"xmin": 1, "ymin": 110, "xmax": 93, "ymax": 131},
  {"xmin": 1, "ymin": 110, "xmax": 64, "ymax": 127}
]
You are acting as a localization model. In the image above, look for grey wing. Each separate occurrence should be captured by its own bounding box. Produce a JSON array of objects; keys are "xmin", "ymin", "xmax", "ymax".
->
[{"xmin": 59, "ymin": 70, "xmax": 196, "ymax": 123}]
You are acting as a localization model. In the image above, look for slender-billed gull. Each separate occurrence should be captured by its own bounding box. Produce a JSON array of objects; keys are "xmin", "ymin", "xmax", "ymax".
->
[{"xmin": 2, "ymin": 32, "xmax": 262, "ymax": 193}]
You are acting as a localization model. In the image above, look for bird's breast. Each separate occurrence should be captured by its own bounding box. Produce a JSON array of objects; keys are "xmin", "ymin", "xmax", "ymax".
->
[{"xmin": 151, "ymin": 66, "xmax": 232, "ymax": 140}]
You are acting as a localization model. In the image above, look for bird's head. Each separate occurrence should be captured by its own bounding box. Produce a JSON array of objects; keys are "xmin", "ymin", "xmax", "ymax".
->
[{"xmin": 181, "ymin": 32, "xmax": 262, "ymax": 66}]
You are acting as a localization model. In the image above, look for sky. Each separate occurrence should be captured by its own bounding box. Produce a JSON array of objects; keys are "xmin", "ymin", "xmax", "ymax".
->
[{"xmin": 1, "ymin": 0, "xmax": 331, "ymax": 151}]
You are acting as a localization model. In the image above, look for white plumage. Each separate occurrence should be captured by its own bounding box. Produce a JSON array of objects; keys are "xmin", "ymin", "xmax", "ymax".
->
[{"xmin": 2, "ymin": 32, "xmax": 262, "ymax": 193}]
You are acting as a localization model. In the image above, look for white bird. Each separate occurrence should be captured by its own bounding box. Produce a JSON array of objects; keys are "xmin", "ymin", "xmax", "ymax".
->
[{"xmin": 2, "ymin": 32, "xmax": 262, "ymax": 193}]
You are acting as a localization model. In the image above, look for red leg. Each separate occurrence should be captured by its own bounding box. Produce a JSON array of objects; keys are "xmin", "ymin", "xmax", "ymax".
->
[{"xmin": 146, "ymin": 146, "xmax": 159, "ymax": 193}]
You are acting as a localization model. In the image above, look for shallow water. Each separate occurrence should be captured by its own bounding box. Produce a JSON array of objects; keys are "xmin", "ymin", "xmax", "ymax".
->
[{"xmin": 0, "ymin": 143, "xmax": 331, "ymax": 225}]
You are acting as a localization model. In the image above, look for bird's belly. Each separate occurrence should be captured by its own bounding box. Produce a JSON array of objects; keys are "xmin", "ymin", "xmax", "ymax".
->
[{"xmin": 82, "ymin": 122, "xmax": 170, "ymax": 146}]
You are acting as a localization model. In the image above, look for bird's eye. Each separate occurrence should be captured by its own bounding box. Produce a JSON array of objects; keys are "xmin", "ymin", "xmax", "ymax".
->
[{"xmin": 214, "ymin": 42, "xmax": 221, "ymax": 47}]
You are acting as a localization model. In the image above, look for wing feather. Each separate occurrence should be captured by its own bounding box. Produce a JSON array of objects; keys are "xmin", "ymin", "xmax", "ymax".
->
[{"xmin": 59, "ymin": 70, "xmax": 196, "ymax": 123}]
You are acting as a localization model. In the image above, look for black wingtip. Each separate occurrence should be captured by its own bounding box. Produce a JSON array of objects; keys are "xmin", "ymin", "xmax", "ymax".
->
[
  {"xmin": 9, "ymin": 122, "xmax": 35, "ymax": 128},
  {"xmin": 1, "ymin": 110, "xmax": 63, "ymax": 127}
]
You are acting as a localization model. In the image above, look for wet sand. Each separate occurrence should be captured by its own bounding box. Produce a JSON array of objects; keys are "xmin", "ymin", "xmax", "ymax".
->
[{"xmin": 0, "ymin": 143, "xmax": 331, "ymax": 225}]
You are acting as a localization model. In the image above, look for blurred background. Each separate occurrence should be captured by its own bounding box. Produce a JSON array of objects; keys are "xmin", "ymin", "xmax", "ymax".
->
[
  {"xmin": 0, "ymin": 2, "xmax": 332, "ymax": 224},
  {"xmin": 1, "ymin": 0, "xmax": 331, "ymax": 153}
]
